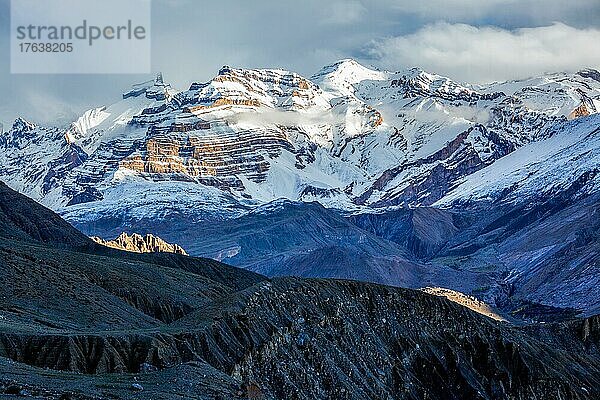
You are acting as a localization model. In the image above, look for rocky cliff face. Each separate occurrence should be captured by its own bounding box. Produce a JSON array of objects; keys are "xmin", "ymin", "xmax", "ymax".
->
[{"xmin": 92, "ymin": 232, "xmax": 187, "ymax": 255}]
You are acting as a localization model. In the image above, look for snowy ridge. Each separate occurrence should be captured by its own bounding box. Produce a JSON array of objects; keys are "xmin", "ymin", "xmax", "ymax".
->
[{"xmin": 436, "ymin": 114, "xmax": 600, "ymax": 206}]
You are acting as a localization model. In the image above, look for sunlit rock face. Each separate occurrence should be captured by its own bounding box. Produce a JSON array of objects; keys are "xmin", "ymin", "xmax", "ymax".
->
[{"xmin": 91, "ymin": 232, "xmax": 187, "ymax": 255}]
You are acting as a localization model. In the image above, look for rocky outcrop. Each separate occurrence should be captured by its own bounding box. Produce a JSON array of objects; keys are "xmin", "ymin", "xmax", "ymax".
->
[
  {"xmin": 92, "ymin": 232, "xmax": 187, "ymax": 255},
  {"xmin": 118, "ymin": 122, "xmax": 293, "ymax": 186},
  {"xmin": 122, "ymin": 73, "xmax": 172, "ymax": 101},
  {"xmin": 569, "ymin": 99, "xmax": 597, "ymax": 120},
  {"xmin": 421, "ymin": 287, "xmax": 505, "ymax": 321}
]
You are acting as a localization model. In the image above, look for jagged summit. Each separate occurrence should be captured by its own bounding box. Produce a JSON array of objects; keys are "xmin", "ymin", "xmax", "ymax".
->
[
  {"xmin": 11, "ymin": 117, "xmax": 35, "ymax": 132},
  {"xmin": 311, "ymin": 59, "xmax": 478, "ymax": 100},
  {"xmin": 123, "ymin": 72, "xmax": 173, "ymax": 101},
  {"xmin": 312, "ymin": 58, "xmax": 380, "ymax": 77}
]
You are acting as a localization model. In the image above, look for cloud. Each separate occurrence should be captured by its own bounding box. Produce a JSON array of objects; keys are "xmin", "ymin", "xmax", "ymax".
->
[
  {"xmin": 451, "ymin": 107, "xmax": 490, "ymax": 124},
  {"xmin": 20, "ymin": 90, "xmax": 81, "ymax": 127},
  {"xmin": 389, "ymin": 0, "xmax": 600, "ymax": 28},
  {"xmin": 382, "ymin": 103, "xmax": 490, "ymax": 126},
  {"xmin": 225, "ymin": 109, "xmax": 345, "ymax": 127},
  {"xmin": 322, "ymin": 1, "xmax": 367, "ymax": 25},
  {"xmin": 366, "ymin": 22, "xmax": 600, "ymax": 83},
  {"xmin": 2, "ymin": 0, "xmax": 600, "ymax": 124}
]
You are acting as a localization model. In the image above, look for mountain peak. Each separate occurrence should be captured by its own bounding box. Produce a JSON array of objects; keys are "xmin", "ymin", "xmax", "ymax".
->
[
  {"xmin": 122, "ymin": 72, "xmax": 172, "ymax": 101},
  {"xmin": 327, "ymin": 58, "xmax": 365, "ymax": 69},
  {"xmin": 313, "ymin": 59, "xmax": 382, "ymax": 79},
  {"xmin": 11, "ymin": 117, "xmax": 36, "ymax": 132},
  {"xmin": 312, "ymin": 59, "xmax": 386, "ymax": 96}
]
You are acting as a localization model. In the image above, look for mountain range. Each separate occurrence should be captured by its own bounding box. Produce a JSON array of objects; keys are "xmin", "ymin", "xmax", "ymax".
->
[{"xmin": 2, "ymin": 59, "xmax": 600, "ymax": 321}]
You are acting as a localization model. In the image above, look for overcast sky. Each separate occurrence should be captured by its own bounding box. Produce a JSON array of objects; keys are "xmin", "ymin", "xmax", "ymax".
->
[{"xmin": 1, "ymin": 0, "xmax": 600, "ymax": 126}]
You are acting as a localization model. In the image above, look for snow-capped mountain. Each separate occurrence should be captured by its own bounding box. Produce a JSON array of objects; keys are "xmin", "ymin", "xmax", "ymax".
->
[
  {"xmin": 2, "ymin": 59, "xmax": 600, "ymax": 317},
  {"xmin": 2, "ymin": 59, "xmax": 598, "ymax": 218}
]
